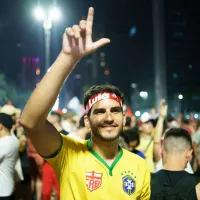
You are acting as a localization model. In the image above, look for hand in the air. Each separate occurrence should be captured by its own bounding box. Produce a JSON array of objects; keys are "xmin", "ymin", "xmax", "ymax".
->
[
  {"xmin": 159, "ymin": 99, "xmax": 168, "ymax": 118},
  {"xmin": 62, "ymin": 7, "xmax": 110, "ymax": 59}
]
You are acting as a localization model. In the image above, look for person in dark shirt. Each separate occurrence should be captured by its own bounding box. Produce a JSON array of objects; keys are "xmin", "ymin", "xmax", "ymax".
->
[{"xmin": 151, "ymin": 128, "xmax": 200, "ymax": 200}]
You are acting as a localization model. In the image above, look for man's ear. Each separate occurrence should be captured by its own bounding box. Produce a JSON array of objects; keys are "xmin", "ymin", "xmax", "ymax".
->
[
  {"xmin": 186, "ymin": 149, "xmax": 193, "ymax": 162},
  {"xmin": 84, "ymin": 115, "xmax": 91, "ymax": 130},
  {"xmin": 159, "ymin": 146, "xmax": 164, "ymax": 159}
]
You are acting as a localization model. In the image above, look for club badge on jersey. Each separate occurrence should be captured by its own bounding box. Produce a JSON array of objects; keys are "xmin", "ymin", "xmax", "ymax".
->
[
  {"xmin": 86, "ymin": 171, "xmax": 103, "ymax": 192},
  {"xmin": 122, "ymin": 175, "xmax": 136, "ymax": 196}
]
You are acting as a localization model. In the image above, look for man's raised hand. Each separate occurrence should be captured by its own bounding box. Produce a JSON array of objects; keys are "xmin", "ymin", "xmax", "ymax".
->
[
  {"xmin": 62, "ymin": 7, "xmax": 110, "ymax": 59},
  {"xmin": 159, "ymin": 99, "xmax": 168, "ymax": 118}
]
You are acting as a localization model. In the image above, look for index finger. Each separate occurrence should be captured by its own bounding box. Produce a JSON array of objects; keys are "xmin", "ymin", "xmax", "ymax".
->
[{"xmin": 86, "ymin": 7, "xmax": 94, "ymax": 34}]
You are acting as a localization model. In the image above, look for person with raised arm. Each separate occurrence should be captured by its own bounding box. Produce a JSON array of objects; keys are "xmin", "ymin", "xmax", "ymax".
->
[{"xmin": 21, "ymin": 8, "xmax": 150, "ymax": 200}]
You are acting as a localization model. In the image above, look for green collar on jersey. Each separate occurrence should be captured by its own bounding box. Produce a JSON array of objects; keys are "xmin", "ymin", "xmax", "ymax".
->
[{"xmin": 87, "ymin": 139, "xmax": 123, "ymax": 176}]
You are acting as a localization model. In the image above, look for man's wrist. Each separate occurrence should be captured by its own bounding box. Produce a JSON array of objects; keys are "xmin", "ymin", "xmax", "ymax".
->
[
  {"xmin": 159, "ymin": 115, "xmax": 165, "ymax": 120},
  {"xmin": 60, "ymin": 50, "xmax": 81, "ymax": 64}
]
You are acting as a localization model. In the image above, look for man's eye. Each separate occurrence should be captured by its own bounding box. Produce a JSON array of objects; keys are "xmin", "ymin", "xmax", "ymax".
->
[
  {"xmin": 111, "ymin": 109, "xmax": 121, "ymax": 113},
  {"xmin": 96, "ymin": 111, "xmax": 104, "ymax": 114},
  {"xmin": 95, "ymin": 110, "xmax": 105, "ymax": 114},
  {"xmin": 112, "ymin": 111, "xmax": 120, "ymax": 113}
]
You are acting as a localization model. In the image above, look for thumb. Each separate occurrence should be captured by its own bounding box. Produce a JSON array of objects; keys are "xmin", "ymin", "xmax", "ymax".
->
[{"xmin": 91, "ymin": 38, "xmax": 110, "ymax": 51}]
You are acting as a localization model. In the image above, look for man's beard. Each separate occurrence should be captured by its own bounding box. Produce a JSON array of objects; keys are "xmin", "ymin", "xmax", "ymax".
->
[{"xmin": 90, "ymin": 121, "xmax": 123, "ymax": 142}]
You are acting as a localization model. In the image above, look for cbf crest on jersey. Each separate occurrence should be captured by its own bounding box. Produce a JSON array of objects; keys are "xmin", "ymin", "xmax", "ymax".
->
[
  {"xmin": 86, "ymin": 171, "xmax": 103, "ymax": 192},
  {"xmin": 122, "ymin": 175, "xmax": 135, "ymax": 196}
]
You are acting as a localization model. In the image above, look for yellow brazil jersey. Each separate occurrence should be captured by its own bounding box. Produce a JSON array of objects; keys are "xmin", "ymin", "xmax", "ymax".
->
[{"xmin": 45, "ymin": 134, "xmax": 150, "ymax": 200}]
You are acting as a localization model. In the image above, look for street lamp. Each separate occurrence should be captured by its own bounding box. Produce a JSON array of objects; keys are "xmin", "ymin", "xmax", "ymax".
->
[
  {"xmin": 135, "ymin": 111, "xmax": 141, "ymax": 117},
  {"xmin": 178, "ymin": 94, "xmax": 183, "ymax": 100},
  {"xmin": 139, "ymin": 91, "xmax": 148, "ymax": 99},
  {"xmin": 177, "ymin": 94, "xmax": 183, "ymax": 113},
  {"xmin": 33, "ymin": 6, "xmax": 61, "ymax": 72}
]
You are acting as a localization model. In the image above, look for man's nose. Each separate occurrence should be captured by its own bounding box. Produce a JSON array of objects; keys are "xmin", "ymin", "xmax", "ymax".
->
[{"xmin": 104, "ymin": 111, "xmax": 114, "ymax": 122}]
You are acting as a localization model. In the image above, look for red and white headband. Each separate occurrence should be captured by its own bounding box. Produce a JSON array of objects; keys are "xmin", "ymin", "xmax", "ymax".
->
[{"xmin": 85, "ymin": 92, "xmax": 123, "ymax": 114}]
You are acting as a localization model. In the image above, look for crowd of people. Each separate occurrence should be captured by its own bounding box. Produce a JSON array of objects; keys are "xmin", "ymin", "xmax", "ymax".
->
[{"xmin": 1, "ymin": 7, "xmax": 200, "ymax": 200}]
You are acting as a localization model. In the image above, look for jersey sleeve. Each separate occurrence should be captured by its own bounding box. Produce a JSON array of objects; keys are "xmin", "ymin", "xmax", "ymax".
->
[
  {"xmin": 44, "ymin": 134, "xmax": 85, "ymax": 179},
  {"xmin": 139, "ymin": 160, "xmax": 151, "ymax": 200}
]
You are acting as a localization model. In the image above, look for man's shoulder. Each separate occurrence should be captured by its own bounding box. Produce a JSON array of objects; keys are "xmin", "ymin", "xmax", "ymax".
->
[
  {"xmin": 153, "ymin": 169, "xmax": 189, "ymax": 176},
  {"xmin": 0, "ymin": 135, "xmax": 19, "ymax": 157},
  {"xmin": 152, "ymin": 169, "xmax": 196, "ymax": 183},
  {"xmin": 61, "ymin": 133, "xmax": 87, "ymax": 149},
  {"xmin": 0, "ymin": 135, "xmax": 19, "ymax": 147}
]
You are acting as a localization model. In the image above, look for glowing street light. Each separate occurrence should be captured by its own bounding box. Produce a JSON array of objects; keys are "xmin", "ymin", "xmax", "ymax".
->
[
  {"xmin": 140, "ymin": 91, "xmax": 148, "ymax": 99},
  {"xmin": 33, "ymin": 6, "xmax": 61, "ymax": 72},
  {"xmin": 131, "ymin": 83, "xmax": 137, "ymax": 89},
  {"xmin": 135, "ymin": 111, "xmax": 141, "ymax": 117},
  {"xmin": 33, "ymin": 7, "xmax": 45, "ymax": 21},
  {"xmin": 178, "ymin": 94, "xmax": 183, "ymax": 100},
  {"xmin": 49, "ymin": 7, "xmax": 61, "ymax": 22},
  {"xmin": 194, "ymin": 114, "xmax": 198, "ymax": 119}
]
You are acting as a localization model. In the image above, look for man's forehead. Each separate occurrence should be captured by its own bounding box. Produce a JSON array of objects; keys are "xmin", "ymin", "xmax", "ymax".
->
[{"xmin": 91, "ymin": 99, "xmax": 121, "ymax": 110}]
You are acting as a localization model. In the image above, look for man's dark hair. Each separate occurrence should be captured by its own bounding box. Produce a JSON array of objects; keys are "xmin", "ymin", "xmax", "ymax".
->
[
  {"xmin": 166, "ymin": 114, "xmax": 174, "ymax": 122},
  {"xmin": 122, "ymin": 127, "xmax": 140, "ymax": 147},
  {"xmin": 0, "ymin": 113, "xmax": 14, "ymax": 131},
  {"xmin": 163, "ymin": 128, "xmax": 192, "ymax": 153},
  {"xmin": 125, "ymin": 116, "xmax": 132, "ymax": 127},
  {"xmin": 84, "ymin": 84, "xmax": 124, "ymax": 113},
  {"xmin": 78, "ymin": 115, "xmax": 85, "ymax": 128}
]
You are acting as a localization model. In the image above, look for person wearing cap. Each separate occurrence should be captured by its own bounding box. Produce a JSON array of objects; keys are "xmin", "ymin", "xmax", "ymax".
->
[
  {"xmin": 136, "ymin": 112, "xmax": 155, "ymax": 173},
  {"xmin": 0, "ymin": 113, "xmax": 19, "ymax": 200},
  {"xmin": 21, "ymin": 7, "xmax": 150, "ymax": 199}
]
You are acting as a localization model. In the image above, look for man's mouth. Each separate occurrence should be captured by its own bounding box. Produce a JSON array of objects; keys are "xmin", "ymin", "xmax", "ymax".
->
[
  {"xmin": 101, "ymin": 124, "xmax": 117, "ymax": 128},
  {"xmin": 101, "ymin": 125, "xmax": 117, "ymax": 131}
]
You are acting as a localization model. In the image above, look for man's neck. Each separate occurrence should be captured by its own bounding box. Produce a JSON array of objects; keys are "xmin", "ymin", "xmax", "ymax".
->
[
  {"xmin": 163, "ymin": 154, "xmax": 187, "ymax": 171},
  {"xmin": 0, "ymin": 131, "xmax": 11, "ymax": 138},
  {"xmin": 91, "ymin": 137, "xmax": 119, "ymax": 165}
]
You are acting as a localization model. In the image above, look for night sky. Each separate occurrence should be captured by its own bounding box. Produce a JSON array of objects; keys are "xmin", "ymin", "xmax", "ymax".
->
[{"xmin": 0, "ymin": 0, "xmax": 199, "ymax": 112}]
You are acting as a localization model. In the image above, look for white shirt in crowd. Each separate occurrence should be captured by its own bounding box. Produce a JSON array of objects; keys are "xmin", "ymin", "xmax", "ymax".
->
[{"xmin": 0, "ymin": 134, "xmax": 19, "ymax": 197}]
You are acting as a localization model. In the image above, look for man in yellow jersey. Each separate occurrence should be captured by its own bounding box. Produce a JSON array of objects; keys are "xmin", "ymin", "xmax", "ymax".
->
[{"xmin": 21, "ymin": 7, "xmax": 150, "ymax": 200}]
